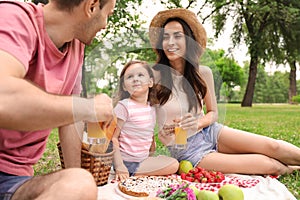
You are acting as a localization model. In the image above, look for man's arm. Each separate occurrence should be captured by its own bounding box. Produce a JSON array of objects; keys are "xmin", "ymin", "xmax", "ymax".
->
[{"xmin": 0, "ymin": 50, "xmax": 113, "ymax": 131}]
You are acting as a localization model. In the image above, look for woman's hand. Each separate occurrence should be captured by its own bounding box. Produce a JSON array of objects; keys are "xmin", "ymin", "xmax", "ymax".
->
[{"xmin": 174, "ymin": 113, "xmax": 198, "ymax": 133}]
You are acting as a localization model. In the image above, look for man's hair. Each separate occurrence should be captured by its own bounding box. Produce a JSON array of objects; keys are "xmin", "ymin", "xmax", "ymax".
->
[{"xmin": 51, "ymin": 0, "xmax": 110, "ymax": 11}]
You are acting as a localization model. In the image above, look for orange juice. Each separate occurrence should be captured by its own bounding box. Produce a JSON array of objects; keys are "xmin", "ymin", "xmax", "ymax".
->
[
  {"xmin": 87, "ymin": 122, "xmax": 108, "ymax": 153},
  {"xmin": 87, "ymin": 122, "xmax": 105, "ymax": 139},
  {"xmin": 104, "ymin": 118, "xmax": 117, "ymax": 140},
  {"xmin": 174, "ymin": 126, "xmax": 187, "ymax": 149}
]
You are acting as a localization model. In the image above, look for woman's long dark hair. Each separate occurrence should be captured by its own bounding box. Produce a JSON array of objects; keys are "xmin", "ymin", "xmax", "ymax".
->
[
  {"xmin": 114, "ymin": 60, "xmax": 157, "ymax": 106},
  {"xmin": 153, "ymin": 18, "xmax": 207, "ymax": 112}
]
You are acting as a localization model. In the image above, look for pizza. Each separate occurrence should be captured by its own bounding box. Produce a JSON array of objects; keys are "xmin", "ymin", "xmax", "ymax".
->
[{"xmin": 118, "ymin": 176, "xmax": 183, "ymax": 197}]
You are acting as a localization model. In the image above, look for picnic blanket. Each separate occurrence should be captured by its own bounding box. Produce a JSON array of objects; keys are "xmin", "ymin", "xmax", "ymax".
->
[{"xmin": 97, "ymin": 173, "xmax": 297, "ymax": 200}]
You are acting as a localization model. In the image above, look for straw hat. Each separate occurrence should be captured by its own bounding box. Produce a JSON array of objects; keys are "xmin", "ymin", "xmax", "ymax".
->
[{"xmin": 149, "ymin": 8, "xmax": 207, "ymax": 53}]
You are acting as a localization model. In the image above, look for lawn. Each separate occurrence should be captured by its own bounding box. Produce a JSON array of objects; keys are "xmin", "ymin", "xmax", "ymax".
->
[{"xmin": 34, "ymin": 104, "xmax": 300, "ymax": 199}]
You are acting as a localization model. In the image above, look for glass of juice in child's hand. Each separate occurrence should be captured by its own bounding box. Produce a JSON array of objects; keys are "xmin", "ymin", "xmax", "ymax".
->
[{"xmin": 174, "ymin": 125, "xmax": 187, "ymax": 149}]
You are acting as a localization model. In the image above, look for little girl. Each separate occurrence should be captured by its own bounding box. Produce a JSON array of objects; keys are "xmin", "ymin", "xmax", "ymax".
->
[{"xmin": 112, "ymin": 60, "xmax": 179, "ymax": 181}]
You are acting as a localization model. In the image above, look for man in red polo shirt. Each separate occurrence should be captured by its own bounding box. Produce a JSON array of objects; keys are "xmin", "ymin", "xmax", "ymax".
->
[{"xmin": 0, "ymin": 0, "xmax": 116, "ymax": 199}]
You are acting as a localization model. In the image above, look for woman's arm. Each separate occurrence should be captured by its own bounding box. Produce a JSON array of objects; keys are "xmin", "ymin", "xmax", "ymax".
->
[
  {"xmin": 198, "ymin": 66, "xmax": 219, "ymax": 129},
  {"xmin": 177, "ymin": 66, "xmax": 218, "ymax": 132}
]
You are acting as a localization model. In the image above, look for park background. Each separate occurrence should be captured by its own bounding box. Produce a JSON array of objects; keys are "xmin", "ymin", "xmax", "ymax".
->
[{"xmin": 25, "ymin": 0, "xmax": 300, "ymax": 199}]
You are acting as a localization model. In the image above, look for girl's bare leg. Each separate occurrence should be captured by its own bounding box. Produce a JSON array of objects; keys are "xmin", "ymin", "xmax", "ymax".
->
[
  {"xmin": 135, "ymin": 156, "xmax": 179, "ymax": 176},
  {"xmin": 218, "ymin": 126, "xmax": 300, "ymax": 166}
]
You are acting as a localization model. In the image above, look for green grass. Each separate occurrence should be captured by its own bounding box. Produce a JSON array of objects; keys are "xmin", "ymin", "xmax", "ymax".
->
[
  {"xmin": 33, "ymin": 129, "xmax": 61, "ymax": 174},
  {"xmin": 34, "ymin": 104, "xmax": 300, "ymax": 199}
]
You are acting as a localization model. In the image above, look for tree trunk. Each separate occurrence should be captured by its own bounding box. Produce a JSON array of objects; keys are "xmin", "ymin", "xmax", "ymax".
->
[
  {"xmin": 288, "ymin": 60, "xmax": 297, "ymax": 104},
  {"xmin": 241, "ymin": 56, "xmax": 259, "ymax": 107}
]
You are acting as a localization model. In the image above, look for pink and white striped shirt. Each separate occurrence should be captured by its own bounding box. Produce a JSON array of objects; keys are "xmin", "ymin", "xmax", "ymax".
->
[{"xmin": 114, "ymin": 99, "xmax": 156, "ymax": 162}]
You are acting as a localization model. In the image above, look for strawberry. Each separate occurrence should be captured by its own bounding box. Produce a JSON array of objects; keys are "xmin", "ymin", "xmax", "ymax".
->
[
  {"xmin": 194, "ymin": 172, "xmax": 204, "ymax": 180},
  {"xmin": 180, "ymin": 172, "xmax": 186, "ymax": 180},
  {"xmin": 201, "ymin": 177, "xmax": 208, "ymax": 183},
  {"xmin": 190, "ymin": 167, "xmax": 199, "ymax": 174},
  {"xmin": 186, "ymin": 172, "xmax": 194, "ymax": 177},
  {"xmin": 185, "ymin": 176, "xmax": 195, "ymax": 182}
]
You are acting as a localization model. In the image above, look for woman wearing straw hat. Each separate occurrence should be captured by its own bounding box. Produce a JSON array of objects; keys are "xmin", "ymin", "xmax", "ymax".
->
[{"xmin": 149, "ymin": 8, "xmax": 300, "ymax": 175}]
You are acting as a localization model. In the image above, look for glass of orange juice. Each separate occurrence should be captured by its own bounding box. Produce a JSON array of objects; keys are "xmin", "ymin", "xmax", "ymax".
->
[
  {"xmin": 86, "ymin": 118, "xmax": 117, "ymax": 153},
  {"xmin": 174, "ymin": 126, "xmax": 187, "ymax": 149},
  {"xmin": 87, "ymin": 122, "xmax": 106, "ymax": 144}
]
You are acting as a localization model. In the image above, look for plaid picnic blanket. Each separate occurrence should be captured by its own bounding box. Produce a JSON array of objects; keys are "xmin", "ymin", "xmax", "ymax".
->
[
  {"xmin": 98, "ymin": 174, "xmax": 296, "ymax": 200},
  {"xmin": 167, "ymin": 174, "xmax": 261, "ymax": 192}
]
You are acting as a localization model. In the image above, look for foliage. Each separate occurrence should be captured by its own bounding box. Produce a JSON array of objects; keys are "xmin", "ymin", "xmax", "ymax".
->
[
  {"xmin": 200, "ymin": 0, "xmax": 300, "ymax": 106},
  {"xmin": 201, "ymin": 49, "xmax": 244, "ymax": 102},
  {"xmin": 253, "ymin": 66, "xmax": 289, "ymax": 103},
  {"xmin": 83, "ymin": 0, "xmax": 147, "ymax": 97},
  {"xmin": 238, "ymin": 63, "xmax": 291, "ymax": 104},
  {"xmin": 274, "ymin": 0, "xmax": 300, "ymax": 64},
  {"xmin": 31, "ymin": 0, "xmax": 48, "ymax": 4},
  {"xmin": 292, "ymin": 95, "xmax": 300, "ymax": 104}
]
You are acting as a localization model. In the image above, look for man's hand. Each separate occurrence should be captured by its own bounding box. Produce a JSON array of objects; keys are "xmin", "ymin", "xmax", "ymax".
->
[{"xmin": 93, "ymin": 93, "xmax": 114, "ymax": 122}]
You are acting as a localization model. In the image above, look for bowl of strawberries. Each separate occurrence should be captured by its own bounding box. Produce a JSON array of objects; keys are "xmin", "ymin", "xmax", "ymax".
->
[{"xmin": 180, "ymin": 166, "xmax": 225, "ymax": 184}]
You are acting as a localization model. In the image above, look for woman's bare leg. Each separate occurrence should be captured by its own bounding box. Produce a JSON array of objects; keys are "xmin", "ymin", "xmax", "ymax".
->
[
  {"xmin": 198, "ymin": 152, "xmax": 294, "ymax": 175},
  {"xmin": 217, "ymin": 126, "xmax": 300, "ymax": 166},
  {"xmin": 135, "ymin": 156, "xmax": 179, "ymax": 176},
  {"xmin": 12, "ymin": 168, "xmax": 97, "ymax": 200}
]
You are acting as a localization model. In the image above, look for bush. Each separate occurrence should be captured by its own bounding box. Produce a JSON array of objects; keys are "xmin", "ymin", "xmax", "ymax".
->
[{"xmin": 292, "ymin": 95, "xmax": 300, "ymax": 104}]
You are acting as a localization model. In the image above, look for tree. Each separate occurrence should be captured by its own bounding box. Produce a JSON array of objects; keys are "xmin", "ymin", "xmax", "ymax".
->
[
  {"xmin": 283, "ymin": 1, "xmax": 300, "ymax": 103},
  {"xmin": 31, "ymin": 0, "xmax": 48, "ymax": 4},
  {"xmin": 201, "ymin": 49, "xmax": 244, "ymax": 102},
  {"xmin": 200, "ymin": 0, "xmax": 300, "ymax": 107},
  {"xmin": 82, "ymin": 0, "xmax": 145, "ymax": 97},
  {"xmin": 253, "ymin": 66, "xmax": 289, "ymax": 103},
  {"xmin": 262, "ymin": 0, "xmax": 300, "ymax": 103}
]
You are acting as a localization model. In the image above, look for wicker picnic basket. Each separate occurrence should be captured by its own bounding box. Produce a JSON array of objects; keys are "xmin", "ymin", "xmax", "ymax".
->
[{"xmin": 57, "ymin": 143, "xmax": 114, "ymax": 186}]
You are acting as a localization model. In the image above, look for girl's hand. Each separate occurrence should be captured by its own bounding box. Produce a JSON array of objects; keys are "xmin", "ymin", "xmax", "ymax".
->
[
  {"xmin": 174, "ymin": 113, "xmax": 198, "ymax": 133},
  {"xmin": 115, "ymin": 165, "xmax": 129, "ymax": 181}
]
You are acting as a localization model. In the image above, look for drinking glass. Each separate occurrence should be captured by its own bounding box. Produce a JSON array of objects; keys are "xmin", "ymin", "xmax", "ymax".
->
[
  {"xmin": 86, "ymin": 120, "xmax": 116, "ymax": 153},
  {"xmin": 174, "ymin": 126, "xmax": 187, "ymax": 149}
]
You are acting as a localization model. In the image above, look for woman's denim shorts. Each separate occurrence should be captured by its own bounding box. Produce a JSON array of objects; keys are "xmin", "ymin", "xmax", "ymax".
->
[
  {"xmin": 0, "ymin": 172, "xmax": 31, "ymax": 200},
  {"xmin": 168, "ymin": 122, "xmax": 223, "ymax": 167}
]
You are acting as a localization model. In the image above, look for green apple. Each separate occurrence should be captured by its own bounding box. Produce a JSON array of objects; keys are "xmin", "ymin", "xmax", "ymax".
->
[
  {"xmin": 178, "ymin": 160, "xmax": 193, "ymax": 174},
  {"xmin": 189, "ymin": 185, "xmax": 200, "ymax": 197},
  {"xmin": 197, "ymin": 190, "xmax": 219, "ymax": 200},
  {"xmin": 218, "ymin": 184, "xmax": 244, "ymax": 200}
]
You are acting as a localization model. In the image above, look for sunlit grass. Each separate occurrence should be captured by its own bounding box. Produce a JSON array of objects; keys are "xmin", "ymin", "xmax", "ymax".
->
[{"xmin": 34, "ymin": 104, "xmax": 300, "ymax": 198}]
